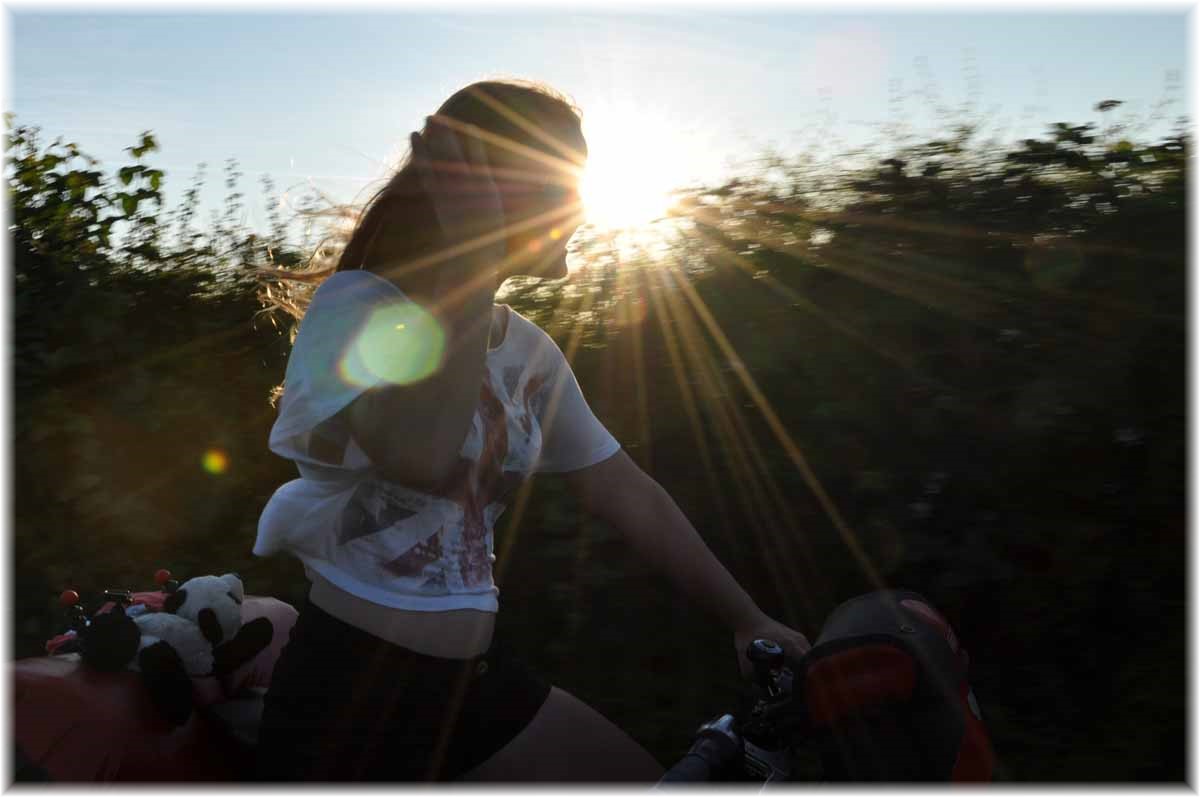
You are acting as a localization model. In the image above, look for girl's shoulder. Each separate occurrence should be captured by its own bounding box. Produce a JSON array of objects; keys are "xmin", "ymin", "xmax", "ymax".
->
[
  {"xmin": 311, "ymin": 269, "xmax": 405, "ymax": 307},
  {"xmin": 494, "ymin": 307, "xmax": 563, "ymax": 364}
]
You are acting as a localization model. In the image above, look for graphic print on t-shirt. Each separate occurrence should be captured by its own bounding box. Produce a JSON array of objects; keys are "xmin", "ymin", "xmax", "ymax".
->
[
  {"xmin": 384, "ymin": 525, "xmax": 445, "ymax": 579},
  {"xmin": 380, "ymin": 372, "xmax": 530, "ymax": 589},
  {"xmin": 338, "ymin": 481, "xmax": 419, "ymax": 545}
]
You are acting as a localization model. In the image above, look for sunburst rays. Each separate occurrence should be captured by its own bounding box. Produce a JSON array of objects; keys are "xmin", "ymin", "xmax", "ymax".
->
[
  {"xmin": 665, "ymin": 263, "xmax": 885, "ymax": 594},
  {"xmin": 557, "ymin": 168, "xmax": 1109, "ymax": 608},
  {"xmin": 624, "ymin": 161, "xmax": 1179, "ymax": 608},
  {"xmin": 651, "ymin": 262, "xmax": 829, "ymax": 621}
]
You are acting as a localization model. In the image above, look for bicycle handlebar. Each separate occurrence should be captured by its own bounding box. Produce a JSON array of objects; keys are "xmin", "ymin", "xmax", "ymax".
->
[
  {"xmin": 656, "ymin": 714, "xmax": 742, "ymax": 785},
  {"xmin": 657, "ymin": 639, "xmax": 801, "ymax": 786}
]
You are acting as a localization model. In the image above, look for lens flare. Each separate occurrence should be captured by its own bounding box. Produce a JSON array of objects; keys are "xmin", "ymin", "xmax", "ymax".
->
[
  {"xmin": 338, "ymin": 301, "xmax": 445, "ymax": 388},
  {"xmin": 202, "ymin": 449, "xmax": 229, "ymax": 475}
]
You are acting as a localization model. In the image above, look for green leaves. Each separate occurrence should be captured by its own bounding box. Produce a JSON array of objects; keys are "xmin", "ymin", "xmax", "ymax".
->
[
  {"xmin": 117, "ymin": 164, "xmax": 162, "ymax": 189},
  {"xmin": 125, "ymin": 131, "xmax": 157, "ymax": 160}
]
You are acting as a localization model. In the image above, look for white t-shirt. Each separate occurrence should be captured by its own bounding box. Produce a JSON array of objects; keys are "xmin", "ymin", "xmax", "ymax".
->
[{"xmin": 254, "ymin": 270, "xmax": 620, "ymax": 612}]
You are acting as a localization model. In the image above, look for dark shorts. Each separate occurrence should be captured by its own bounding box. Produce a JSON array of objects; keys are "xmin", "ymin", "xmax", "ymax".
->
[{"xmin": 254, "ymin": 598, "xmax": 551, "ymax": 782}]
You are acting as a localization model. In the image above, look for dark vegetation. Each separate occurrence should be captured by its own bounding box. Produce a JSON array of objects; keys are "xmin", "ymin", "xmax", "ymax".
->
[{"xmin": 9, "ymin": 98, "xmax": 1185, "ymax": 780}]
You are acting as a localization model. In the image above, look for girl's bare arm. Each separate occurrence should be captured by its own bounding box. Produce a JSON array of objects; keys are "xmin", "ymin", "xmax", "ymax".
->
[{"xmin": 565, "ymin": 450, "xmax": 811, "ymax": 669}]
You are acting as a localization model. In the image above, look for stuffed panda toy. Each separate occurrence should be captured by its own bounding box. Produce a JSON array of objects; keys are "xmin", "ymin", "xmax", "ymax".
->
[
  {"xmin": 163, "ymin": 573, "xmax": 273, "ymax": 689},
  {"xmin": 79, "ymin": 573, "xmax": 273, "ymax": 727}
]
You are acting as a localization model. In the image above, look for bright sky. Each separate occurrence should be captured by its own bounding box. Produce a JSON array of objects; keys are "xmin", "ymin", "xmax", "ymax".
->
[{"xmin": 8, "ymin": 7, "xmax": 1190, "ymax": 235}]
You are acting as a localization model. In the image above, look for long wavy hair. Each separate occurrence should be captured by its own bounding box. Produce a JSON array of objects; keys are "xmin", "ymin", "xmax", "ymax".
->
[{"xmin": 259, "ymin": 78, "xmax": 585, "ymax": 339}]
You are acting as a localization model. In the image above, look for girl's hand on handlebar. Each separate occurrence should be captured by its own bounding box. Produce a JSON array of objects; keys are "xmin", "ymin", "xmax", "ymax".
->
[{"xmin": 734, "ymin": 617, "xmax": 811, "ymax": 679}]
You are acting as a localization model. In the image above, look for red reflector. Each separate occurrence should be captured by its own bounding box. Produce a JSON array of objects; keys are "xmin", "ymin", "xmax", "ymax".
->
[{"xmin": 805, "ymin": 644, "xmax": 917, "ymax": 727}]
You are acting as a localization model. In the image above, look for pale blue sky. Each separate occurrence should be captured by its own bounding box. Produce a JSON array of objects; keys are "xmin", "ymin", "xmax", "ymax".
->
[{"xmin": 9, "ymin": 11, "xmax": 1189, "ymax": 236}]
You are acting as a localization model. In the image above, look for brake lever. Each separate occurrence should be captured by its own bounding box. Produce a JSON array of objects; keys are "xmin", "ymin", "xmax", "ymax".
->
[{"xmin": 737, "ymin": 639, "xmax": 807, "ymax": 782}]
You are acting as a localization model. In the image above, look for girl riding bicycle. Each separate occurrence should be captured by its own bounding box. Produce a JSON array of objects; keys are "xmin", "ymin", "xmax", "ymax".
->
[{"xmin": 253, "ymin": 78, "xmax": 810, "ymax": 782}]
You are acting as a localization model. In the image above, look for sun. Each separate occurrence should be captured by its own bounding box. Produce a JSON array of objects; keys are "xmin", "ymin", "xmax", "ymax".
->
[{"xmin": 579, "ymin": 102, "xmax": 694, "ymax": 231}]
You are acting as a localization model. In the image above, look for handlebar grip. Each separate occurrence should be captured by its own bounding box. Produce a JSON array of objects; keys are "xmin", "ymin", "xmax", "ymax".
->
[
  {"xmin": 658, "ymin": 750, "xmax": 717, "ymax": 784},
  {"xmin": 657, "ymin": 730, "xmax": 742, "ymax": 785}
]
